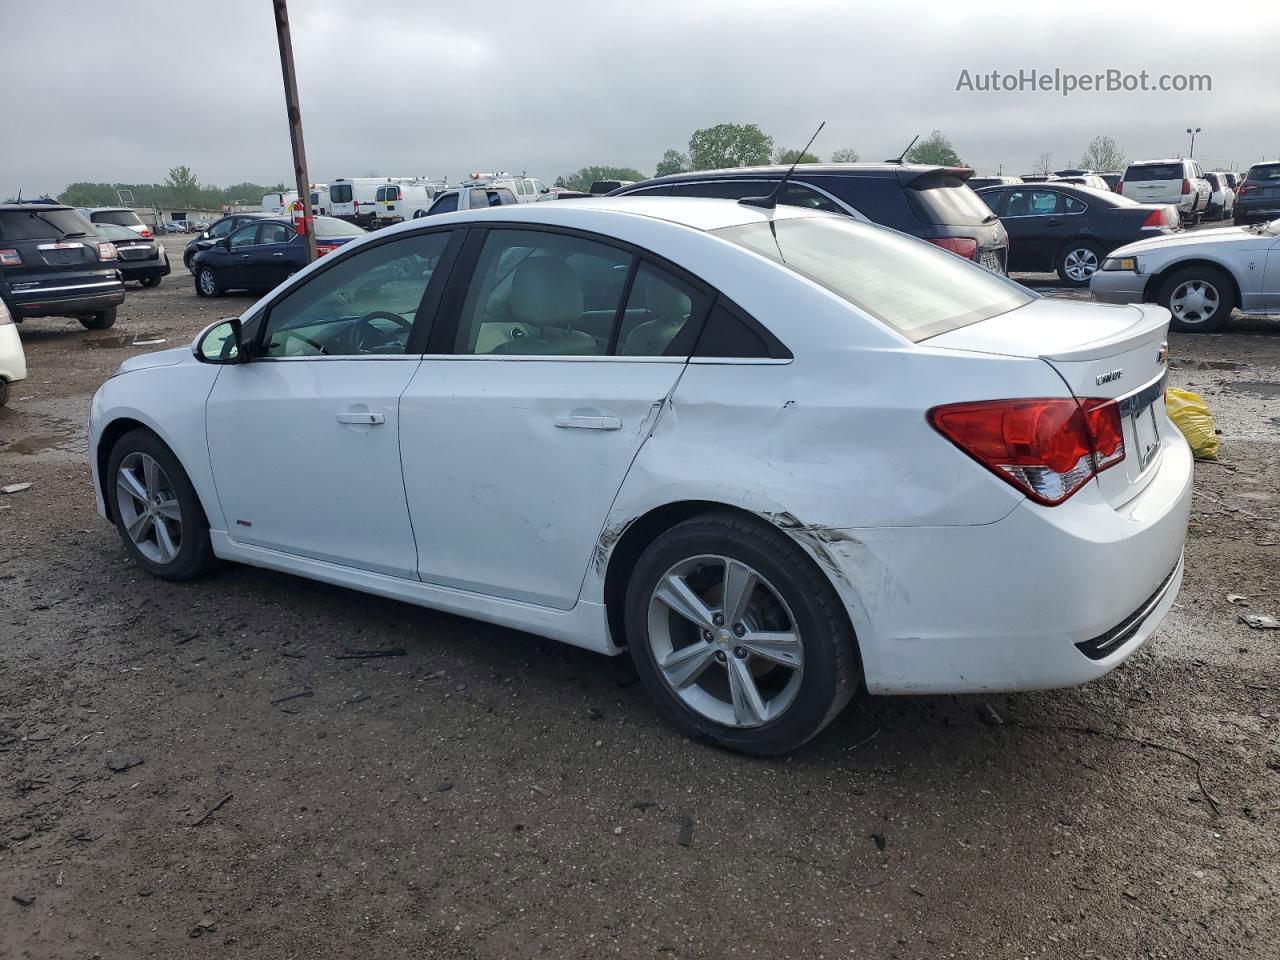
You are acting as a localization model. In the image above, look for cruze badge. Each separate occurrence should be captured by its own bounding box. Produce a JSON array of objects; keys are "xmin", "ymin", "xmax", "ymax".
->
[
  {"xmin": 1156, "ymin": 341, "xmax": 1169, "ymax": 365},
  {"xmin": 1096, "ymin": 369, "xmax": 1124, "ymax": 385}
]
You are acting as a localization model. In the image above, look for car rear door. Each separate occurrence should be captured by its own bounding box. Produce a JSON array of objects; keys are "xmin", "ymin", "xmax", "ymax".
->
[{"xmin": 398, "ymin": 226, "xmax": 706, "ymax": 609}]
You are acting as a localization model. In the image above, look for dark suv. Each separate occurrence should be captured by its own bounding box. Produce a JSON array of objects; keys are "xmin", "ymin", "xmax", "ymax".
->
[
  {"xmin": 183, "ymin": 212, "xmax": 270, "ymax": 272},
  {"xmin": 1233, "ymin": 163, "xmax": 1280, "ymax": 225},
  {"xmin": 610, "ymin": 164, "xmax": 1008, "ymax": 272},
  {"xmin": 0, "ymin": 203, "xmax": 125, "ymax": 329}
]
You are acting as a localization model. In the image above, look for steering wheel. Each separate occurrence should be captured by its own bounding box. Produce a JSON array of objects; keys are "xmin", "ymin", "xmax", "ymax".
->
[{"xmin": 353, "ymin": 310, "xmax": 413, "ymax": 353}]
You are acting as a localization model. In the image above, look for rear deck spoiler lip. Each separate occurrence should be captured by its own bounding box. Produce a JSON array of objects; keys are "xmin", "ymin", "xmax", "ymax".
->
[
  {"xmin": 897, "ymin": 166, "xmax": 975, "ymax": 187},
  {"xmin": 1039, "ymin": 304, "xmax": 1171, "ymax": 363}
]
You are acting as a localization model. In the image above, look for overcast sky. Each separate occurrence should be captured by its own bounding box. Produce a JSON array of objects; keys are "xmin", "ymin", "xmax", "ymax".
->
[{"xmin": 2, "ymin": 0, "xmax": 1276, "ymax": 197}]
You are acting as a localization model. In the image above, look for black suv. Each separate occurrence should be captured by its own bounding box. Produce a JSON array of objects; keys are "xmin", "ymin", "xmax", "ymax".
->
[
  {"xmin": 0, "ymin": 203, "xmax": 125, "ymax": 330},
  {"xmin": 610, "ymin": 164, "xmax": 1008, "ymax": 272},
  {"xmin": 1233, "ymin": 163, "xmax": 1280, "ymax": 225},
  {"xmin": 182, "ymin": 212, "xmax": 270, "ymax": 272}
]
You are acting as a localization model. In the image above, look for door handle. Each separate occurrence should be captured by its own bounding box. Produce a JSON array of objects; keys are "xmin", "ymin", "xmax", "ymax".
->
[
  {"xmin": 555, "ymin": 415, "xmax": 621, "ymax": 431},
  {"xmin": 272, "ymin": 252, "xmax": 284, "ymax": 257},
  {"xmin": 240, "ymin": 254, "xmax": 250, "ymax": 259},
  {"xmin": 337, "ymin": 411, "xmax": 385, "ymax": 425},
  {"xmin": 1047, "ymin": 218, "xmax": 1062, "ymax": 226}
]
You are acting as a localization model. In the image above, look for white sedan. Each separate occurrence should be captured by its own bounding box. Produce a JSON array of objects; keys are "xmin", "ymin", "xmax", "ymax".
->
[
  {"xmin": 0, "ymin": 297, "xmax": 27, "ymax": 405},
  {"xmin": 1091, "ymin": 218, "xmax": 1280, "ymax": 331},
  {"xmin": 88, "ymin": 197, "xmax": 1191, "ymax": 754}
]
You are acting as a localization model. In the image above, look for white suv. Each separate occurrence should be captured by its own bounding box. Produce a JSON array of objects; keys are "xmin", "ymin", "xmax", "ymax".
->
[{"xmin": 1118, "ymin": 159, "xmax": 1211, "ymax": 224}]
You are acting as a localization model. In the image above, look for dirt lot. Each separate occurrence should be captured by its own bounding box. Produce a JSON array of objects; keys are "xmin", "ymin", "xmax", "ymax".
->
[{"xmin": 2, "ymin": 248, "xmax": 1278, "ymax": 959}]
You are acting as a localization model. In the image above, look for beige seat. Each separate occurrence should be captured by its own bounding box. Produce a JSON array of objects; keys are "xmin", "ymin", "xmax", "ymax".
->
[
  {"xmin": 490, "ymin": 258, "xmax": 598, "ymax": 356},
  {"xmin": 620, "ymin": 271, "xmax": 692, "ymax": 356}
]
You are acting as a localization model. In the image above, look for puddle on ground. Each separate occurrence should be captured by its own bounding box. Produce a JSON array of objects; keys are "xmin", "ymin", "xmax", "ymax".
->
[
  {"xmin": 1224, "ymin": 381, "xmax": 1280, "ymax": 398},
  {"xmin": 1169, "ymin": 359, "xmax": 1246, "ymax": 371},
  {"xmin": 82, "ymin": 332, "xmax": 167, "ymax": 349},
  {"xmin": 2, "ymin": 435, "xmax": 66, "ymax": 455}
]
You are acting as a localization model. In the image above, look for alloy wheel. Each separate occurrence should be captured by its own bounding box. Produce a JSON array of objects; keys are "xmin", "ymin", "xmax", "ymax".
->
[
  {"xmin": 198, "ymin": 270, "xmax": 216, "ymax": 295},
  {"xmin": 1063, "ymin": 247, "xmax": 1100, "ymax": 282},
  {"xmin": 1169, "ymin": 279, "xmax": 1219, "ymax": 325},
  {"xmin": 646, "ymin": 555, "xmax": 804, "ymax": 728},
  {"xmin": 115, "ymin": 452, "xmax": 183, "ymax": 564}
]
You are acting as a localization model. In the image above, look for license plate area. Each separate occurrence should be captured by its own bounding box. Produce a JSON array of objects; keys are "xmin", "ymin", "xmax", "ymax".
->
[
  {"xmin": 981, "ymin": 251, "xmax": 1004, "ymax": 273},
  {"xmin": 1118, "ymin": 375, "xmax": 1166, "ymax": 474}
]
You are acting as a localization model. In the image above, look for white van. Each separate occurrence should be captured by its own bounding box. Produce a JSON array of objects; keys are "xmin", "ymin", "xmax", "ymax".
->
[
  {"xmin": 328, "ymin": 178, "xmax": 385, "ymax": 227},
  {"xmin": 261, "ymin": 190, "xmax": 299, "ymax": 215},
  {"xmin": 309, "ymin": 184, "xmax": 330, "ymax": 216},
  {"xmin": 374, "ymin": 179, "xmax": 439, "ymax": 225},
  {"xmin": 1118, "ymin": 159, "xmax": 1211, "ymax": 224}
]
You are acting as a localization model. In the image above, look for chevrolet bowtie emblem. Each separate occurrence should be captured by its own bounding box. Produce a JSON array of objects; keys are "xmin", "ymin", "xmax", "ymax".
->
[{"xmin": 1156, "ymin": 341, "xmax": 1169, "ymax": 365}]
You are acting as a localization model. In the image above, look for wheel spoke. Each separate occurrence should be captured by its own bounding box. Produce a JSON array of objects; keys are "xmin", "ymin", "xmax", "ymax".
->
[
  {"xmin": 153, "ymin": 519, "xmax": 178, "ymax": 563},
  {"xmin": 739, "ymin": 630, "xmax": 802, "ymax": 669},
  {"xmin": 654, "ymin": 574, "xmax": 716, "ymax": 630},
  {"xmin": 720, "ymin": 559, "xmax": 757, "ymax": 627},
  {"xmin": 116, "ymin": 469, "xmax": 148, "ymax": 505},
  {"xmin": 142, "ymin": 455, "xmax": 160, "ymax": 499},
  {"xmin": 126, "ymin": 512, "xmax": 153, "ymax": 543},
  {"xmin": 659, "ymin": 642, "xmax": 717, "ymax": 689},
  {"xmin": 155, "ymin": 498, "xmax": 182, "ymax": 521},
  {"xmin": 727, "ymin": 657, "xmax": 767, "ymax": 725}
]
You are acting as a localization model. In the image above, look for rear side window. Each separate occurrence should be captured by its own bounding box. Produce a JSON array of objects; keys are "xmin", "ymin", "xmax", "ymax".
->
[
  {"xmin": 330, "ymin": 184, "xmax": 353, "ymax": 203},
  {"xmin": 1125, "ymin": 164, "xmax": 1182, "ymax": 181},
  {"xmin": 1246, "ymin": 164, "xmax": 1280, "ymax": 182},
  {"xmin": 693, "ymin": 301, "xmax": 771, "ymax": 358},
  {"xmin": 1062, "ymin": 194, "xmax": 1087, "ymax": 213},
  {"xmin": 1005, "ymin": 189, "xmax": 1060, "ymax": 216},
  {"xmin": 493, "ymin": 189, "xmax": 517, "ymax": 206},
  {"xmin": 315, "ymin": 218, "xmax": 365, "ymax": 238},
  {"xmin": 0, "ymin": 208, "xmax": 93, "ymax": 240},
  {"xmin": 470, "ymin": 190, "xmax": 490, "ymax": 210},
  {"xmin": 977, "ymin": 190, "xmax": 1006, "ymax": 214},
  {"xmin": 715, "ymin": 216, "xmax": 1032, "ymax": 342},
  {"xmin": 431, "ymin": 193, "xmax": 459, "ymax": 215},
  {"xmin": 91, "ymin": 210, "xmax": 144, "ymax": 227},
  {"xmin": 616, "ymin": 263, "xmax": 707, "ymax": 356},
  {"xmin": 672, "ymin": 180, "xmax": 769, "ymax": 200},
  {"xmin": 904, "ymin": 176, "xmax": 995, "ymax": 226}
]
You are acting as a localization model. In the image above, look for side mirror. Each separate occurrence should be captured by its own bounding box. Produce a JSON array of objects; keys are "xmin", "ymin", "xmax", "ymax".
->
[
  {"xmin": 214, "ymin": 237, "xmax": 230, "ymax": 250},
  {"xmin": 193, "ymin": 317, "xmax": 244, "ymax": 364},
  {"xmin": 539, "ymin": 186, "xmax": 550, "ymax": 194}
]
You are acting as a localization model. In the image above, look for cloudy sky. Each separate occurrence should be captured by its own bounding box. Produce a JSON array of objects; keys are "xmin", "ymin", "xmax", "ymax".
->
[{"xmin": 2, "ymin": 0, "xmax": 1276, "ymax": 197}]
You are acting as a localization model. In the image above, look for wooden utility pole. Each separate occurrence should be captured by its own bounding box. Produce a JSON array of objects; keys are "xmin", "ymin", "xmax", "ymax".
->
[{"xmin": 272, "ymin": 0, "xmax": 316, "ymax": 263}]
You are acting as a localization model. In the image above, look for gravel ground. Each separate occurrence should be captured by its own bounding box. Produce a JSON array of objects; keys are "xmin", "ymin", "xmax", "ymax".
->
[{"xmin": 1, "ymin": 248, "xmax": 1278, "ymax": 959}]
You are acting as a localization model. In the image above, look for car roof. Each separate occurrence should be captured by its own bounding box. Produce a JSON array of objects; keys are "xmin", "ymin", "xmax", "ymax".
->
[
  {"xmin": 0, "ymin": 203, "xmax": 73, "ymax": 212},
  {"xmin": 634, "ymin": 163, "xmax": 960, "ymax": 185},
  {"xmin": 1127, "ymin": 159, "xmax": 1190, "ymax": 166}
]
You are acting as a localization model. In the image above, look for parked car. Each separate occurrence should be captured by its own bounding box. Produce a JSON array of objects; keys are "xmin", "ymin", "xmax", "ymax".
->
[
  {"xmin": 261, "ymin": 191, "xmax": 299, "ymax": 215},
  {"xmin": 0, "ymin": 297, "xmax": 27, "ymax": 406},
  {"xmin": 1117, "ymin": 160, "xmax": 1211, "ymax": 224},
  {"xmin": 88, "ymin": 197, "xmax": 1189, "ymax": 755},
  {"xmin": 417, "ymin": 185, "xmax": 519, "ymax": 216},
  {"xmin": 1055, "ymin": 174, "xmax": 1112, "ymax": 192},
  {"xmin": 968, "ymin": 175, "xmax": 1022, "ymax": 190},
  {"xmin": 611, "ymin": 164, "xmax": 1009, "ymax": 272},
  {"xmin": 183, "ymin": 212, "xmax": 271, "ymax": 272},
  {"xmin": 466, "ymin": 173, "xmax": 551, "ymax": 202},
  {"xmin": 162, "ymin": 220, "xmax": 188, "ymax": 235},
  {"xmin": 976, "ymin": 183, "xmax": 1180, "ymax": 285},
  {"xmin": 310, "ymin": 183, "xmax": 330, "ymax": 216},
  {"xmin": 329, "ymin": 177, "xmax": 441, "ymax": 227},
  {"xmin": 1091, "ymin": 216, "xmax": 1280, "ymax": 331},
  {"xmin": 1233, "ymin": 163, "xmax": 1280, "ymax": 225},
  {"xmin": 91, "ymin": 223, "xmax": 171, "ymax": 288},
  {"xmin": 1099, "ymin": 173, "xmax": 1123, "ymax": 192},
  {"xmin": 191, "ymin": 216, "xmax": 366, "ymax": 297},
  {"xmin": 1019, "ymin": 174, "xmax": 1059, "ymax": 183},
  {"xmin": 0, "ymin": 202, "xmax": 124, "ymax": 329},
  {"xmin": 190, "ymin": 219, "xmax": 211, "ymax": 232},
  {"xmin": 1204, "ymin": 172, "xmax": 1236, "ymax": 221},
  {"xmin": 77, "ymin": 207, "xmax": 153, "ymax": 238},
  {"xmin": 590, "ymin": 179, "xmax": 634, "ymax": 195}
]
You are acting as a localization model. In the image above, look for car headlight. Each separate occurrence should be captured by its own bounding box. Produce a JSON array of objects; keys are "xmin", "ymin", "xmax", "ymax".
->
[{"xmin": 1101, "ymin": 257, "xmax": 1139, "ymax": 272}]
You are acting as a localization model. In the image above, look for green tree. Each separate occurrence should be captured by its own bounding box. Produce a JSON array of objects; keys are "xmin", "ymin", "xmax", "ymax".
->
[
  {"xmin": 165, "ymin": 165, "xmax": 201, "ymax": 207},
  {"xmin": 554, "ymin": 166, "xmax": 647, "ymax": 192},
  {"xmin": 905, "ymin": 130, "xmax": 964, "ymax": 167},
  {"xmin": 655, "ymin": 149, "xmax": 690, "ymax": 178},
  {"xmin": 687, "ymin": 123, "xmax": 773, "ymax": 170},
  {"xmin": 829, "ymin": 147, "xmax": 860, "ymax": 163},
  {"xmin": 1079, "ymin": 135, "xmax": 1127, "ymax": 173},
  {"xmin": 773, "ymin": 148, "xmax": 821, "ymax": 165}
]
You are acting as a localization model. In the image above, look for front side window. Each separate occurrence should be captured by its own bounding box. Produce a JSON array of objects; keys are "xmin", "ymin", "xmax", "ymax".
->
[
  {"xmin": 454, "ymin": 229, "xmax": 633, "ymax": 356},
  {"xmin": 470, "ymin": 189, "xmax": 490, "ymax": 210},
  {"xmin": 978, "ymin": 190, "xmax": 1007, "ymax": 215},
  {"xmin": 261, "ymin": 232, "xmax": 451, "ymax": 358},
  {"xmin": 1005, "ymin": 190, "xmax": 1060, "ymax": 217},
  {"xmin": 673, "ymin": 180, "xmax": 769, "ymax": 200},
  {"xmin": 715, "ymin": 216, "xmax": 1032, "ymax": 342},
  {"xmin": 257, "ymin": 222, "xmax": 292, "ymax": 245},
  {"xmin": 209, "ymin": 217, "xmax": 241, "ymax": 238},
  {"xmin": 228, "ymin": 223, "xmax": 258, "ymax": 250},
  {"xmin": 494, "ymin": 189, "xmax": 517, "ymax": 206}
]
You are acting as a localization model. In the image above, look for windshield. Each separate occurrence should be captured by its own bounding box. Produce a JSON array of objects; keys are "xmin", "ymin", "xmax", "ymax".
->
[
  {"xmin": 315, "ymin": 217, "xmax": 365, "ymax": 238},
  {"xmin": 714, "ymin": 216, "xmax": 1032, "ymax": 342},
  {"xmin": 330, "ymin": 184, "xmax": 353, "ymax": 203},
  {"xmin": 0, "ymin": 208, "xmax": 94, "ymax": 240}
]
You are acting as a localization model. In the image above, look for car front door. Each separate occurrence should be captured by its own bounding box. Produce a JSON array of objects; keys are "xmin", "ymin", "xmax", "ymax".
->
[
  {"xmin": 1263, "ymin": 232, "xmax": 1280, "ymax": 311},
  {"xmin": 1000, "ymin": 188, "xmax": 1064, "ymax": 271},
  {"xmin": 398, "ymin": 227, "xmax": 707, "ymax": 609},
  {"xmin": 214, "ymin": 222, "xmax": 259, "ymax": 287},
  {"xmin": 204, "ymin": 229, "xmax": 457, "ymax": 577},
  {"xmin": 245, "ymin": 221, "xmax": 297, "ymax": 290}
]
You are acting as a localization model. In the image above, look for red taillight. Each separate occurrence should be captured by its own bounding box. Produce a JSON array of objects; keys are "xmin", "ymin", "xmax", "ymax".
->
[
  {"xmin": 927, "ymin": 237, "xmax": 979, "ymax": 259},
  {"xmin": 1181, "ymin": 179, "xmax": 1190, "ymax": 195},
  {"xmin": 1115, "ymin": 181, "xmax": 1123, "ymax": 195},
  {"xmin": 316, "ymin": 243, "xmax": 337, "ymax": 255},
  {"xmin": 139, "ymin": 226, "xmax": 152, "ymax": 238},
  {"xmin": 1237, "ymin": 181, "xmax": 1255, "ymax": 196},
  {"xmin": 0, "ymin": 248, "xmax": 22, "ymax": 267},
  {"xmin": 927, "ymin": 397, "xmax": 1125, "ymax": 505},
  {"xmin": 1141, "ymin": 209, "xmax": 1167, "ymax": 228}
]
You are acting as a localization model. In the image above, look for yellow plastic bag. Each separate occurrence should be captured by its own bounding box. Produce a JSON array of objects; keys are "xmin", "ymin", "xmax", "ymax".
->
[{"xmin": 1165, "ymin": 387, "xmax": 1219, "ymax": 460}]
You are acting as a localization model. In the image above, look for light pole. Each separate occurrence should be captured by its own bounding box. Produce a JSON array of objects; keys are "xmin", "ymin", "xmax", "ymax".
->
[{"xmin": 1186, "ymin": 127, "xmax": 1201, "ymax": 159}]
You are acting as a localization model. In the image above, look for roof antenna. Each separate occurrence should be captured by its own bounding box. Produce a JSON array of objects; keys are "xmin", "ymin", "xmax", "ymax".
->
[
  {"xmin": 886, "ymin": 134, "xmax": 919, "ymax": 165},
  {"xmin": 740, "ymin": 120, "xmax": 825, "ymax": 210}
]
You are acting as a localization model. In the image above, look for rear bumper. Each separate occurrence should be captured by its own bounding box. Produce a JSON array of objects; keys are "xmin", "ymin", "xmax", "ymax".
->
[
  {"xmin": 1089, "ymin": 270, "xmax": 1148, "ymax": 304},
  {"xmin": 832, "ymin": 428, "xmax": 1193, "ymax": 695},
  {"xmin": 0, "ymin": 324, "xmax": 27, "ymax": 384},
  {"xmin": 3, "ymin": 280, "xmax": 125, "ymax": 318},
  {"xmin": 1234, "ymin": 202, "xmax": 1280, "ymax": 223},
  {"xmin": 118, "ymin": 256, "xmax": 170, "ymax": 281}
]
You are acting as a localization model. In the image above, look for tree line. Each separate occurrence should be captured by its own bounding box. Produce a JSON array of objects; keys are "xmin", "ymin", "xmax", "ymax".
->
[{"xmin": 49, "ymin": 166, "xmax": 288, "ymax": 210}]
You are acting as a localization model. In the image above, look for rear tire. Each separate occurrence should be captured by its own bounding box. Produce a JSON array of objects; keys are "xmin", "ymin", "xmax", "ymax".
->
[
  {"xmin": 140, "ymin": 276, "xmax": 162, "ymax": 289},
  {"xmin": 1158, "ymin": 266, "xmax": 1234, "ymax": 333},
  {"xmin": 195, "ymin": 266, "xmax": 222, "ymax": 298},
  {"xmin": 80, "ymin": 307, "xmax": 117, "ymax": 330},
  {"xmin": 1055, "ymin": 240, "xmax": 1103, "ymax": 287},
  {"xmin": 106, "ymin": 429, "xmax": 215, "ymax": 581},
  {"xmin": 0, "ymin": 379, "xmax": 9, "ymax": 407},
  {"xmin": 183, "ymin": 250, "xmax": 196, "ymax": 273},
  {"xmin": 624, "ymin": 511, "xmax": 861, "ymax": 755}
]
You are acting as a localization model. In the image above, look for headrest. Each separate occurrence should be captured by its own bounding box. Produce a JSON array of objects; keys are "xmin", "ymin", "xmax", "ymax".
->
[{"xmin": 510, "ymin": 257, "xmax": 583, "ymax": 327}]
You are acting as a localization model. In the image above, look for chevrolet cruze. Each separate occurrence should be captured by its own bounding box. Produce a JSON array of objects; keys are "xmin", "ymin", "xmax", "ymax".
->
[{"xmin": 89, "ymin": 197, "xmax": 1191, "ymax": 754}]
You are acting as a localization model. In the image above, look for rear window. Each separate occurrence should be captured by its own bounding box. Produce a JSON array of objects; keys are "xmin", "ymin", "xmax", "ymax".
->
[
  {"xmin": 330, "ymin": 184, "xmax": 353, "ymax": 203},
  {"xmin": 91, "ymin": 209, "xmax": 144, "ymax": 227},
  {"xmin": 315, "ymin": 218, "xmax": 365, "ymax": 238},
  {"xmin": 1125, "ymin": 164, "xmax": 1183, "ymax": 182},
  {"xmin": 1246, "ymin": 164, "xmax": 1280, "ymax": 182},
  {"xmin": 714, "ymin": 216, "xmax": 1031, "ymax": 342},
  {"xmin": 93, "ymin": 223, "xmax": 143, "ymax": 241},
  {"xmin": 904, "ymin": 177, "xmax": 996, "ymax": 226},
  {"xmin": 0, "ymin": 208, "xmax": 94, "ymax": 240}
]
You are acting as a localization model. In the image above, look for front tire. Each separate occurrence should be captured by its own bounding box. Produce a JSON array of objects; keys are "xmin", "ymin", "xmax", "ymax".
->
[
  {"xmin": 106, "ymin": 429, "xmax": 215, "ymax": 581},
  {"xmin": 195, "ymin": 266, "xmax": 222, "ymax": 298},
  {"xmin": 80, "ymin": 307, "xmax": 116, "ymax": 330},
  {"xmin": 1159, "ymin": 266, "xmax": 1234, "ymax": 333},
  {"xmin": 1055, "ymin": 241, "xmax": 1103, "ymax": 287},
  {"xmin": 624, "ymin": 512, "xmax": 860, "ymax": 755}
]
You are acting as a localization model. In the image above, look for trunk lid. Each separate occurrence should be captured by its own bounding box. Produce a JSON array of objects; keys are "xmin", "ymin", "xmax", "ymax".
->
[{"xmin": 929, "ymin": 298, "xmax": 1171, "ymax": 507}]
